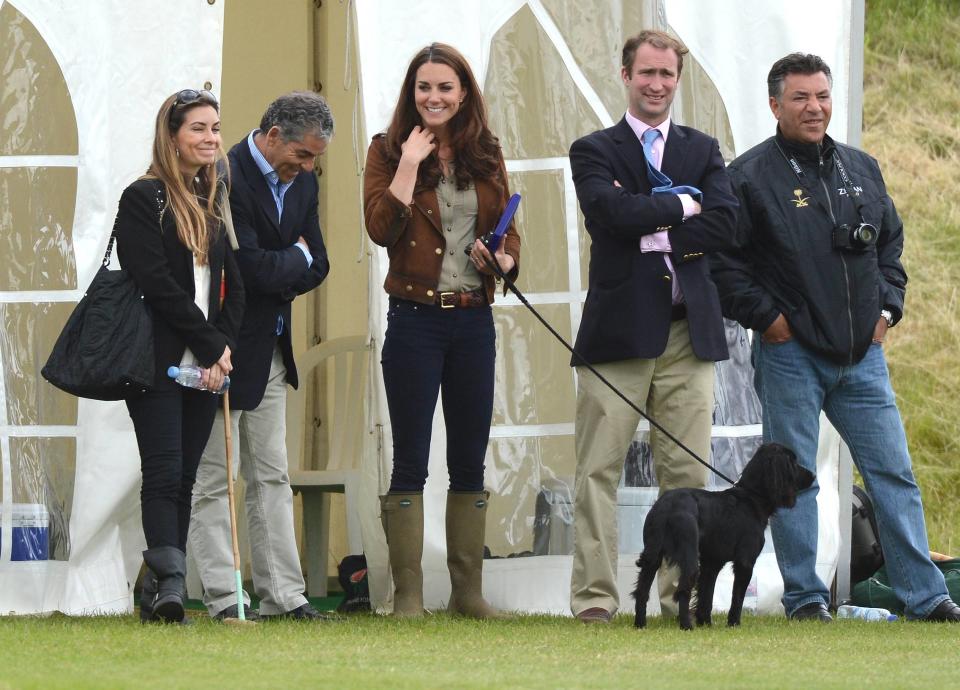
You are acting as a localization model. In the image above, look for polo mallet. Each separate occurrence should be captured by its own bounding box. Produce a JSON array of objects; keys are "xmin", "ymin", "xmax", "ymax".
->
[{"xmin": 221, "ymin": 391, "xmax": 255, "ymax": 626}]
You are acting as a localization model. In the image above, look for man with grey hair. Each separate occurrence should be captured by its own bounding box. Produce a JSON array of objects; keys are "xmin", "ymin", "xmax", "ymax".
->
[{"xmin": 189, "ymin": 91, "xmax": 334, "ymax": 621}]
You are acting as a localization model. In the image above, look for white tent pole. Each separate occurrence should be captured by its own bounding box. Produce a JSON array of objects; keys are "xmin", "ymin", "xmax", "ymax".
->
[{"xmin": 846, "ymin": 0, "xmax": 866, "ymax": 147}]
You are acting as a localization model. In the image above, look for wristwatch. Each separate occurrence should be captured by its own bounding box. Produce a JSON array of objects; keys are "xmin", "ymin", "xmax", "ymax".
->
[{"xmin": 880, "ymin": 308, "xmax": 893, "ymax": 327}]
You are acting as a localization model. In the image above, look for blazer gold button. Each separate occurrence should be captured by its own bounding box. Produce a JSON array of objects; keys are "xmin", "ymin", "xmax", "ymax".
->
[
  {"xmin": 405, "ymin": 285, "xmax": 413, "ymax": 291},
  {"xmin": 663, "ymin": 275, "xmax": 671, "ymax": 281},
  {"xmin": 427, "ymin": 209, "xmax": 432, "ymax": 214},
  {"xmin": 427, "ymin": 289, "xmax": 434, "ymax": 297},
  {"xmin": 435, "ymin": 248, "xmax": 442, "ymax": 255},
  {"xmin": 410, "ymin": 240, "xmax": 416, "ymax": 247}
]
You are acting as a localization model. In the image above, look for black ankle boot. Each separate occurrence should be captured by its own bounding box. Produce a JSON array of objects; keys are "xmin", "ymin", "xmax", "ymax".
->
[
  {"xmin": 142, "ymin": 547, "xmax": 187, "ymax": 623},
  {"xmin": 139, "ymin": 568, "xmax": 158, "ymax": 623}
]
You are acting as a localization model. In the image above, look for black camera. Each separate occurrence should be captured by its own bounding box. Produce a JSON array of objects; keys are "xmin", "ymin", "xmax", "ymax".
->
[{"xmin": 831, "ymin": 222, "xmax": 878, "ymax": 251}]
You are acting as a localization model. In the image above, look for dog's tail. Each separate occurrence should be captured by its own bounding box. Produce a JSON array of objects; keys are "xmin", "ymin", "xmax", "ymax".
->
[{"xmin": 636, "ymin": 506, "xmax": 667, "ymax": 571}]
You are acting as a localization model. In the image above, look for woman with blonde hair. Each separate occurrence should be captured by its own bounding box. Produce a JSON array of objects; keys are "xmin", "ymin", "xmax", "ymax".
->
[
  {"xmin": 116, "ymin": 89, "xmax": 244, "ymax": 623},
  {"xmin": 364, "ymin": 43, "xmax": 520, "ymax": 618}
]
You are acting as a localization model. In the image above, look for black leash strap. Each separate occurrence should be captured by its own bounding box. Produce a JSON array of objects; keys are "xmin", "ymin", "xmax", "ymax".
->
[{"xmin": 482, "ymin": 254, "xmax": 740, "ymax": 488}]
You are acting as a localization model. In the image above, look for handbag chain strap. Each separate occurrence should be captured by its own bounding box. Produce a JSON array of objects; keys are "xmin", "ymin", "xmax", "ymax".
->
[
  {"xmin": 103, "ymin": 182, "xmax": 168, "ymax": 269},
  {"xmin": 102, "ymin": 227, "xmax": 118, "ymax": 268}
]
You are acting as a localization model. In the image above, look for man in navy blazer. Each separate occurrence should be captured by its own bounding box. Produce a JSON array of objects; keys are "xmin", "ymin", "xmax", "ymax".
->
[
  {"xmin": 189, "ymin": 92, "xmax": 333, "ymax": 621},
  {"xmin": 569, "ymin": 31, "xmax": 738, "ymax": 623}
]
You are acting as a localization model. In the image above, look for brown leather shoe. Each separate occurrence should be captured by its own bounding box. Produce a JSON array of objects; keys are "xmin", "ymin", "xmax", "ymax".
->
[
  {"xmin": 924, "ymin": 598, "xmax": 960, "ymax": 622},
  {"xmin": 576, "ymin": 607, "xmax": 612, "ymax": 624}
]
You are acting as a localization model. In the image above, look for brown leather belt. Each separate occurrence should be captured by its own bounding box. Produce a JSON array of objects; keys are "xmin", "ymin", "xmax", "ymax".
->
[
  {"xmin": 671, "ymin": 303, "xmax": 687, "ymax": 321},
  {"xmin": 436, "ymin": 289, "xmax": 487, "ymax": 309}
]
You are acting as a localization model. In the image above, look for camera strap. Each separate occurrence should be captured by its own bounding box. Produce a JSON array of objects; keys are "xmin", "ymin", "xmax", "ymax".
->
[
  {"xmin": 480, "ymin": 254, "xmax": 742, "ymax": 489},
  {"xmin": 832, "ymin": 152, "xmax": 869, "ymax": 222}
]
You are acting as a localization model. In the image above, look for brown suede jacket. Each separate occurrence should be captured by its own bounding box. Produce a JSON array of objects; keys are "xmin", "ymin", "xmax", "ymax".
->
[{"xmin": 363, "ymin": 134, "xmax": 521, "ymax": 305}]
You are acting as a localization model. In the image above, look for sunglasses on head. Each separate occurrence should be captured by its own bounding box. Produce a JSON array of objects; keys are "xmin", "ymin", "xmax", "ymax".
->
[{"xmin": 173, "ymin": 89, "xmax": 219, "ymax": 108}]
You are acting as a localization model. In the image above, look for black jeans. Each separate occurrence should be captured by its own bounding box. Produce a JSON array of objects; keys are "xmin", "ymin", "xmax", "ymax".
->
[
  {"xmin": 126, "ymin": 383, "xmax": 219, "ymax": 550},
  {"xmin": 381, "ymin": 297, "xmax": 496, "ymax": 492}
]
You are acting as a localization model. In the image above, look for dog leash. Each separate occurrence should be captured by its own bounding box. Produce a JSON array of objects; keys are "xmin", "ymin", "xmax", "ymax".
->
[{"xmin": 482, "ymin": 253, "xmax": 741, "ymax": 489}]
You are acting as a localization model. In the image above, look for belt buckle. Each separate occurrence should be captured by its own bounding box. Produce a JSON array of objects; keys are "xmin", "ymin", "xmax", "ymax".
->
[{"xmin": 439, "ymin": 291, "xmax": 456, "ymax": 309}]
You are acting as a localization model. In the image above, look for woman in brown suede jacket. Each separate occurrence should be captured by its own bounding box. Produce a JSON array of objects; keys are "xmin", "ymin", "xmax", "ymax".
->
[{"xmin": 363, "ymin": 43, "xmax": 520, "ymax": 619}]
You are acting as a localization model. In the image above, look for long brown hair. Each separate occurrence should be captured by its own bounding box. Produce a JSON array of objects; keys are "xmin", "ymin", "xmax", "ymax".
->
[
  {"xmin": 145, "ymin": 92, "xmax": 227, "ymax": 264},
  {"xmin": 384, "ymin": 43, "xmax": 502, "ymax": 192}
]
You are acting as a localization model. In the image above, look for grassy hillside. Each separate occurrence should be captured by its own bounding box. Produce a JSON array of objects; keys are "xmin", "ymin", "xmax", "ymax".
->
[{"xmin": 864, "ymin": 0, "xmax": 960, "ymax": 552}]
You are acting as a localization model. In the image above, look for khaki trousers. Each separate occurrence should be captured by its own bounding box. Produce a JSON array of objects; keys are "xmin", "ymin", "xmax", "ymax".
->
[
  {"xmin": 188, "ymin": 347, "xmax": 308, "ymax": 616},
  {"xmin": 570, "ymin": 319, "xmax": 714, "ymax": 616}
]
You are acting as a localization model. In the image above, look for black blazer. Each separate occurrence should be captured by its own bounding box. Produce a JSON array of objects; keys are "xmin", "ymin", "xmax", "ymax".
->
[
  {"xmin": 569, "ymin": 118, "xmax": 738, "ymax": 365},
  {"xmin": 115, "ymin": 177, "xmax": 244, "ymax": 389},
  {"xmin": 226, "ymin": 137, "xmax": 330, "ymax": 410}
]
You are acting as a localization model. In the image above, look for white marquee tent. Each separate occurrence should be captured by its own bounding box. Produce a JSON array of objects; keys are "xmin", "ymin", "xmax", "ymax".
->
[{"xmin": 0, "ymin": 0, "xmax": 861, "ymax": 616}]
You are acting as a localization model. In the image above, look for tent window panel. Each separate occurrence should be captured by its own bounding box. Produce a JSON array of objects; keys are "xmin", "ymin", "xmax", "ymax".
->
[
  {"xmin": 485, "ymin": 4, "xmax": 604, "ymax": 160},
  {"xmin": 0, "ymin": 3, "xmax": 79, "ymax": 156},
  {"xmin": 0, "ymin": 302, "xmax": 78, "ymax": 426},
  {"xmin": 9, "ymin": 436, "xmax": 75, "ymax": 561},
  {"xmin": 485, "ymin": 433, "xmax": 576, "ymax": 557},
  {"xmin": 506, "ymin": 169, "xmax": 568, "ymax": 293},
  {"xmin": 0, "ymin": 167, "xmax": 78, "ymax": 291},
  {"xmin": 493, "ymin": 304, "xmax": 575, "ymax": 427}
]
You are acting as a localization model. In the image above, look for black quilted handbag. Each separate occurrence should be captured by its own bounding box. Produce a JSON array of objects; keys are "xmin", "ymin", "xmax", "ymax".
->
[{"xmin": 41, "ymin": 227, "xmax": 154, "ymax": 400}]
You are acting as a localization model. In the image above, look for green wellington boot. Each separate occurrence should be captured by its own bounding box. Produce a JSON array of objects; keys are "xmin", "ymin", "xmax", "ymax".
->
[
  {"xmin": 446, "ymin": 491, "xmax": 507, "ymax": 619},
  {"xmin": 380, "ymin": 493, "xmax": 425, "ymax": 617}
]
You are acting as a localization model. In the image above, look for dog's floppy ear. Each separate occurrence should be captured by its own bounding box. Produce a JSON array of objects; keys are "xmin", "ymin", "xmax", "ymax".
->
[{"xmin": 761, "ymin": 443, "xmax": 815, "ymax": 506}]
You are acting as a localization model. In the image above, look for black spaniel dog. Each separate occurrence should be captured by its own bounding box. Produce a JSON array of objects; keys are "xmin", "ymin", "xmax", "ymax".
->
[{"xmin": 632, "ymin": 442, "xmax": 814, "ymax": 630}]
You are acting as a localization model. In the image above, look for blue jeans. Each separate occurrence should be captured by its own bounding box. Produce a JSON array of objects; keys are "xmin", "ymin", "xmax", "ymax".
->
[
  {"xmin": 381, "ymin": 297, "xmax": 496, "ymax": 492},
  {"xmin": 753, "ymin": 338, "xmax": 949, "ymax": 619}
]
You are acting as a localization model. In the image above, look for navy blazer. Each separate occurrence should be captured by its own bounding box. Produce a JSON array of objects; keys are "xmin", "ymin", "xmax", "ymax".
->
[
  {"xmin": 227, "ymin": 137, "xmax": 330, "ymax": 410},
  {"xmin": 115, "ymin": 178, "xmax": 244, "ymax": 389},
  {"xmin": 569, "ymin": 117, "xmax": 738, "ymax": 366}
]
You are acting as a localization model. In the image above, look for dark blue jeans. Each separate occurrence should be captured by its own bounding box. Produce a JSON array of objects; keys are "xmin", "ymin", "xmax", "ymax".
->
[
  {"xmin": 754, "ymin": 338, "xmax": 949, "ymax": 618},
  {"xmin": 381, "ymin": 297, "xmax": 496, "ymax": 492},
  {"xmin": 126, "ymin": 384, "xmax": 219, "ymax": 550}
]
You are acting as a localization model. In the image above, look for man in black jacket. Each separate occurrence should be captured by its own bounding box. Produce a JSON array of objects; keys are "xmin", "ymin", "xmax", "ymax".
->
[
  {"xmin": 568, "ymin": 30, "xmax": 737, "ymax": 623},
  {"xmin": 712, "ymin": 53, "xmax": 959, "ymax": 623},
  {"xmin": 189, "ymin": 92, "xmax": 333, "ymax": 621}
]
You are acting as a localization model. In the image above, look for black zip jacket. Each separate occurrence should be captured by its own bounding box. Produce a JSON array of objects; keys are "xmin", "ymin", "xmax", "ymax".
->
[{"xmin": 711, "ymin": 129, "xmax": 906, "ymax": 365}]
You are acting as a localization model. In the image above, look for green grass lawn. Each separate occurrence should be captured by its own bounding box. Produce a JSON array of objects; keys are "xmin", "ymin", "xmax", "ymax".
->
[{"xmin": 0, "ymin": 612, "xmax": 956, "ymax": 690}]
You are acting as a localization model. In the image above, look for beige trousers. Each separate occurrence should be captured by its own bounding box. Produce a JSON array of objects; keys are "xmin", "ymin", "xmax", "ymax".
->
[
  {"xmin": 570, "ymin": 319, "xmax": 714, "ymax": 617},
  {"xmin": 188, "ymin": 347, "xmax": 308, "ymax": 616}
]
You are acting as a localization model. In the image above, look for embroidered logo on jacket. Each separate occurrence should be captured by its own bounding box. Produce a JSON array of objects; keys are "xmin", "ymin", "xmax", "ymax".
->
[{"xmin": 791, "ymin": 189, "xmax": 810, "ymax": 208}]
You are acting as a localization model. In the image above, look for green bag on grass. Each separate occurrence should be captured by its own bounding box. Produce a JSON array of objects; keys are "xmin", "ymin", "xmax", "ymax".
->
[{"xmin": 850, "ymin": 559, "xmax": 960, "ymax": 614}]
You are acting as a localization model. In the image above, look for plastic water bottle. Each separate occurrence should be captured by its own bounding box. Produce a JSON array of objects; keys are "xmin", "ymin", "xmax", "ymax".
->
[
  {"xmin": 166, "ymin": 365, "xmax": 229, "ymax": 393},
  {"xmin": 836, "ymin": 604, "xmax": 898, "ymax": 622}
]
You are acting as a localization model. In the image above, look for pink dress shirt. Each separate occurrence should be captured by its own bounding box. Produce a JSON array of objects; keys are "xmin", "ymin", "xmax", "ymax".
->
[{"xmin": 623, "ymin": 111, "xmax": 696, "ymax": 304}]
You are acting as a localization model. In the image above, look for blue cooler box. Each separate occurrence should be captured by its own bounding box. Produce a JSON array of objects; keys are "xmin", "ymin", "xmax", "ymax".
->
[{"xmin": 0, "ymin": 503, "xmax": 50, "ymax": 560}]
